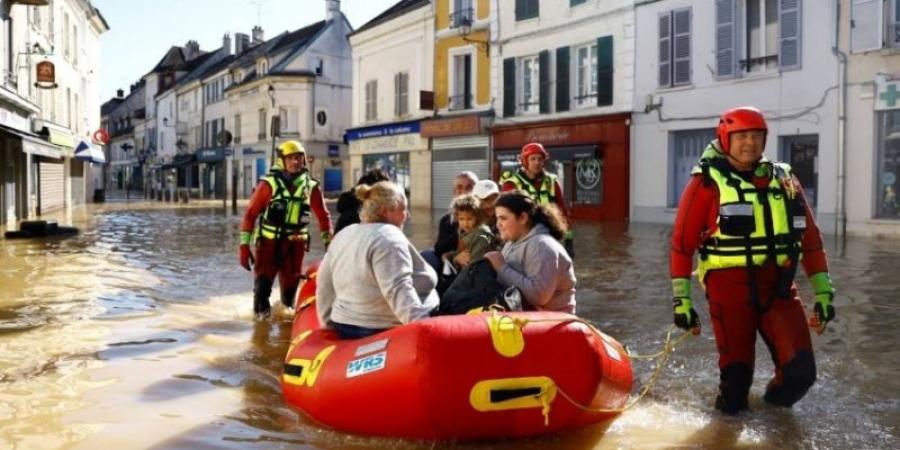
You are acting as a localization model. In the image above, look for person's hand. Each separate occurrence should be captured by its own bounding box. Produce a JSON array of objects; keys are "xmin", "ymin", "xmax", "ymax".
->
[
  {"xmin": 672, "ymin": 278, "xmax": 700, "ymax": 334},
  {"xmin": 453, "ymin": 250, "xmax": 471, "ymax": 267},
  {"xmin": 321, "ymin": 231, "xmax": 332, "ymax": 251},
  {"xmin": 484, "ymin": 251, "xmax": 504, "ymax": 271},
  {"xmin": 239, "ymin": 244, "xmax": 255, "ymax": 271},
  {"xmin": 808, "ymin": 272, "xmax": 836, "ymax": 335}
]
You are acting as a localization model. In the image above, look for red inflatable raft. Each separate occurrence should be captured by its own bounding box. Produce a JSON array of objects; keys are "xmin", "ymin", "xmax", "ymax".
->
[{"xmin": 281, "ymin": 267, "xmax": 633, "ymax": 440}]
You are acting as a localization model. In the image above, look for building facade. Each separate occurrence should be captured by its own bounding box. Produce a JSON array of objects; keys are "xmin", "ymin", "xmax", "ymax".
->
[
  {"xmin": 347, "ymin": 0, "xmax": 434, "ymax": 209},
  {"xmin": 841, "ymin": 0, "xmax": 900, "ymax": 236},
  {"xmin": 492, "ymin": 0, "xmax": 635, "ymax": 220},
  {"xmin": 631, "ymin": 0, "xmax": 840, "ymax": 232}
]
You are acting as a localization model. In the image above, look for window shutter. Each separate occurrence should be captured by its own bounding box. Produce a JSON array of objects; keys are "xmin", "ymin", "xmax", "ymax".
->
[
  {"xmin": 515, "ymin": 0, "xmax": 522, "ymax": 20},
  {"xmin": 673, "ymin": 8, "xmax": 691, "ymax": 84},
  {"xmin": 394, "ymin": 73, "xmax": 400, "ymax": 116},
  {"xmin": 779, "ymin": 0, "xmax": 801, "ymax": 71},
  {"xmin": 850, "ymin": 0, "xmax": 883, "ymax": 53},
  {"xmin": 659, "ymin": 12, "xmax": 671, "ymax": 87},
  {"xmin": 464, "ymin": 54, "xmax": 472, "ymax": 109},
  {"xmin": 539, "ymin": 50, "xmax": 550, "ymax": 113},
  {"xmin": 715, "ymin": 0, "xmax": 736, "ymax": 78},
  {"xmin": 556, "ymin": 46, "xmax": 570, "ymax": 112},
  {"xmin": 597, "ymin": 36, "xmax": 613, "ymax": 106},
  {"xmin": 503, "ymin": 57, "xmax": 516, "ymax": 117}
]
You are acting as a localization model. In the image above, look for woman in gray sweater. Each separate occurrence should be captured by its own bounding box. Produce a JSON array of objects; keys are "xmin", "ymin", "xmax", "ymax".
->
[
  {"xmin": 484, "ymin": 191, "xmax": 576, "ymax": 313},
  {"xmin": 316, "ymin": 181, "xmax": 439, "ymax": 339}
]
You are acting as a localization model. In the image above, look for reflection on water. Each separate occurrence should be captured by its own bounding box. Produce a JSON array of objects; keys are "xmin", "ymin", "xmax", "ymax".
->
[{"xmin": 0, "ymin": 202, "xmax": 897, "ymax": 449}]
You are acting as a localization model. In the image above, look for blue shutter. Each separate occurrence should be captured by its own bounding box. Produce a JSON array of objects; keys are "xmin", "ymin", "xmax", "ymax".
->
[
  {"xmin": 597, "ymin": 36, "xmax": 613, "ymax": 106},
  {"xmin": 539, "ymin": 50, "xmax": 550, "ymax": 114},
  {"xmin": 779, "ymin": 0, "xmax": 801, "ymax": 71},
  {"xmin": 715, "ymin": 0, "xmax": 737, "ymax": 78},
  {"xmin": 673, "ymin": 8, "xmax": 691, "ymax": 85},
  {"xmin": 658, "ymin": 12, "xmax": 671, "ymax": 87},
  {"xmin": 556, "ymin": 47, "xmax": 570, "ymax": 112},
  {"xmin": 503, "ymin": 57, "xmax": 516, "ymax": 117}
]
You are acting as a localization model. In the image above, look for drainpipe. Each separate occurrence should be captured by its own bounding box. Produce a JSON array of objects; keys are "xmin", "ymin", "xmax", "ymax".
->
[{"xmin": 832, "ymin": 1, "xmax": 847, "ymax": 253}]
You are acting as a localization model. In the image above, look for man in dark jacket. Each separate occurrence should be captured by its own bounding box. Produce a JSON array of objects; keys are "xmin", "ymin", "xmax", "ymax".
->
[
  {"xmin": 421, "ymin": 171, "xmax": 478, "ymax": 272},
  {"xmin": 334, "ymin": 169, "xmax": 390, "ymax": 235}
]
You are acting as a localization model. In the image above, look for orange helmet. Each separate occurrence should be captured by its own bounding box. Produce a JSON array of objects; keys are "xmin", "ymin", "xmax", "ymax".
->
[
  {"xmin": 716, "ymin": 106, "xmax": 767, "ymax": 154},
  {"xmin": 520, "ymin": 142, "xmax": 549, "ymax": 160}
]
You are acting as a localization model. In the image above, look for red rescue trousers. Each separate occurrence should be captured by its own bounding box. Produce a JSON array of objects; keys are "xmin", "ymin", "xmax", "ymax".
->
[
  {"xmin": 252, "ymin": 236, "xmax": 306, "ymax": 315},
  {"xmin": 705, "ymin": 262, "xmax": 816, "ymax": 413}
]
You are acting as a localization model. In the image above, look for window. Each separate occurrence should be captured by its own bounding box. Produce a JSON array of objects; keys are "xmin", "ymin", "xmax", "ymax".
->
[
  {"xmin": 234, "ymin": 114, "xmax": 242, "ymax": 144},
  {"xmin": 315, "ymin": 58, "xmax": 324, "ymax": 76},
  {"xmin": 890, "ymin": 0, "xmax": 900, "ymax": 48},
  {"xmin": 258, "ymin": 109, "xmax": 267, "ymax": 140},
  {"xmin": 365, "ymin": 80, "xmax": 377, "ymax": 121},
  {"xmin": 659, "ymin": 8, "xmax": 691, "ymax": 87},
  {"xmin": 574, "ymin": 43, "xmax": 597, "ymax": 107},
  {"xmin": 519, "ymin": 55, "xmax": 539, "ymax": 114},
  {"xmin": 669, "ymin": 128, "xmax": 717, "ymax": 207},
  {"xmin": 450, "ymin": 0, "xmax": 474, "ymax": 29},
  {"xmin": 515, "ymin": 0, "xmax": 539, "ymax": 21},
  {"xmin": 280, "ymin": 107, "xmax": 298, "ymax": 134},
  {"xmin": 73, "ymin": 24, "xmax": 78, "ymax": 65},
  {"xmin": 31, "ymin": 6, "xmax": 41, "ymax": 28},
  {"xmin": 877, "ymin": 110, "xmax": 900, "ymax": 219},
  {"xmin": 258, "ymin": 58, "xmax": 268, "ymax": 76},
  {"xmin": 450, "ymin": 54, "xmax": 472, "ymax": 110},
  {"xmin": 66, "ymin": 88, "xmax": 71, "ymax": 128},
  {"xmin": 63, "ymin": 13, "xmax": 70, "ymax": 59},
  {"xmin": 394, "ymin": 72, "xmax": 409, "ymax": 117},
  {"xmin": 716, "ymin": 0, "xmax": 800, "ymax": 77},
  {"xmin": 570, "ymin": 0, "xmax": 587, "ymax": 6}
]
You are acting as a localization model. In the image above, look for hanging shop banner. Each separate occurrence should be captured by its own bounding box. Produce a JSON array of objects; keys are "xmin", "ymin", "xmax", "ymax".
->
[{"xmin": 35, "ymin": 61, "xmax": 58, "ymax": 89}]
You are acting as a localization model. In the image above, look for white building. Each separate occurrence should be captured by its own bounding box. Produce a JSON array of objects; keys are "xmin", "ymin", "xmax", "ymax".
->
[
  {"xmin": 224, "ymin": 0, "xmax": 353, "ymax": 199},
  {"xmin": 491, "ymin": 0, "xmax": 635, "ymax": 220},
  {"xmin": 1, "ymin": 0, "xmax": 107, "ymax": 228},
  {"xmin": 347, "ymin": 0, "xmax": 434, "ymax": 209},
  {"xmin": 841, "ymin": 0, "xmax": 900, "ymax": 236},
  {"xmin": 631, "ymin": 0, "xmax": 840, "ymax": 233}
]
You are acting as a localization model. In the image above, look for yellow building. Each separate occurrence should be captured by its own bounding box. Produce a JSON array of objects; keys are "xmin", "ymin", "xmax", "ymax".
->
[{"xmin": 424, "ymin": 0, "xmax": 493, "ymax": 210}]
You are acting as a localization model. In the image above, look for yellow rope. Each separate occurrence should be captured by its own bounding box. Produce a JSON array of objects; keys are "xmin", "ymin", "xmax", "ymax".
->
[{"xmin": 494, "ymin": 314, "xmax": 694, "ymax": 414}]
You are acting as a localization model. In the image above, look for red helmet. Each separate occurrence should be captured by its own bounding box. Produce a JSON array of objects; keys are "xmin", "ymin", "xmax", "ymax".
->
[
  {"xmin": 716, "ymin": 106, "xmax": 768, "ymax": 154},
  {"xmin": 520, "ymin": 142, "xmax": 549, "ymax": 160}
]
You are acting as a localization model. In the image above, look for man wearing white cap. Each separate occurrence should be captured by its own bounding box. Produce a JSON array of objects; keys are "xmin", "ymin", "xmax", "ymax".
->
[{"xmin": 473, "ymin": 179, "xmax": 500, "ymax": 234}]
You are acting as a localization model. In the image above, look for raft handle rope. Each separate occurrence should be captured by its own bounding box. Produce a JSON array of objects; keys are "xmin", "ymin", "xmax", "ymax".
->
[{"xmin": 494, "ymin": 313, "xmax": 694, "ymax": 415}]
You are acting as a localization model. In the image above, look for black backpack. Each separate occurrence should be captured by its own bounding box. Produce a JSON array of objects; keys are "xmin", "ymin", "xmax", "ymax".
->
[{"xmin": 434, "ymin": 260, "xmax": 521, "ymax": 315}]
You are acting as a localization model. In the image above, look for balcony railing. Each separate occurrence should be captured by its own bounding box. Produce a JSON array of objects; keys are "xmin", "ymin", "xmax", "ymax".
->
[
  {"xmin": 449, "ymin": 8, "xmax": 474, "ymax": 29},
  {"xmin": 449, "ymin": 93, "xmax": 472, "ymax": 111}
]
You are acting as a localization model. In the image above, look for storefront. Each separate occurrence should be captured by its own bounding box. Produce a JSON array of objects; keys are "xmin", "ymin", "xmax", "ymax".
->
[
  {"xmin": 491, "ymin": 114, "xmax": 630, "ymax": 221},
  {"xmin": 875, "ymin": 77, "xmax": 900, "ymax": 220},
  {"xmin": 197, "ymin": 147, "xmax": 225, "ymax": 199},
  {"xmin": 346, "ymin": 120, "xmax": 430, "ymax": 208},
  {"xmin": 421, "ymin": 114, "xmax": 491, "ymax": 211},
  {"xmin": 33, "ymin": 122, "xmax": 75, "ymax": 214}
]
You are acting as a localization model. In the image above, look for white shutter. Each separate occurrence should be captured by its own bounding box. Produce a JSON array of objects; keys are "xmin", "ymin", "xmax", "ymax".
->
[
  {"xmin": 851, "ymin": 0, "xmax": 883, "ymax": 53},
  {"xmin": 715, "ymin": 0, "xmax": 737, "ymax": 78},
  {"xmin": 658, "ymin": 12, "xmax": 671, "ymax": 87},
  {"xmin": 673, "ymin": 8, "xmax": 692, "ymax": 85},
  {"xmin": 779, "ymin": 0, "xmax": 801, "ymax": 71},
  {"xmin": 39, "ymin": 161, "xmax": 65, "ymax": 213}
]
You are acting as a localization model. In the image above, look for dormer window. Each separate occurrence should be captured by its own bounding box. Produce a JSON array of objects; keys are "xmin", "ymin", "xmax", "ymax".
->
[{"xmin": 258, "ymin": 58, "xmax": 268, "ymax": 76}]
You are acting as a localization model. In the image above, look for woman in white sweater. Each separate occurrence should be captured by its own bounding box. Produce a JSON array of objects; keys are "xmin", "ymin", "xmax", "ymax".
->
[
  {"xmin": 484, "ymin": 191, "xmax": 576, "ymax": 313},
  {"xmin": 316, "ymin": 181, "xmax": 438, "ymax": 339}
]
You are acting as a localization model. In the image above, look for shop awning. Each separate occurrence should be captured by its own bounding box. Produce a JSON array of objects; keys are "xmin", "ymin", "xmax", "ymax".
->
[
  {"xmin": 46, "ymin": 128, "xmax": 75, "ymax": 149},
  {"xmin": 74, "ymin": 140, "xmax": 106, "ymax": 164},
  {"xmin": 0, "ymin": 125, "xmax": 65, "ymax": 159}
]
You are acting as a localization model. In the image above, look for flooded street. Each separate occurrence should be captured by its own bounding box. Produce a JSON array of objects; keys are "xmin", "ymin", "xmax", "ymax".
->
[{"xmin": 0, "ymin": 202, "xmax": 897, "ymax": 449}]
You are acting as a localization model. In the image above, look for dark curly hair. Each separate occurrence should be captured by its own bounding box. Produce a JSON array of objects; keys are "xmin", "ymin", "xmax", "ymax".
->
[{"xmin": 494, "ymin": 190, "xmax": 568, "ymax": 240}]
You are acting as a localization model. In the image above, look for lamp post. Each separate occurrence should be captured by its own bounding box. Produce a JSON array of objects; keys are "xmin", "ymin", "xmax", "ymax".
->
[
  {"xmin": 268, "ymin": 84, "xmax": 280, "ymax": 167},
  {"xmin": 120, "ymin": 143, "xmax": 134, "ymax": 200}
]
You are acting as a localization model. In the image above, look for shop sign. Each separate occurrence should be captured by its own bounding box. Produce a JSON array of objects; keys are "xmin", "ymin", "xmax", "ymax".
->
[
  {"xmin": 350, "ymin": 134, "xmax": 425, "ymax": 153},
  {"xmin": 35, "ymin": 61, "xmax": 58, "ymax": 89},
  {"xmin": 576, "ymin": 158, "xmax": 602, "ymax": 204},
  {"xmin": 876, "ymin": 75, "xmax": 900, "ymax": 111},
  {"xmin": 197, "ymin": 148, "xmax": 224, "ymax": 162},
  {"xmin": 345, "ymin": 121, "xmax": 420, "ymax": 142},
  {"xmin": 328, "ymin": 144, "xmax": 340, "ymax": 157},
  {"xmin": 421, "ymin": 115, "xmax": 481, "ymax": 138}
]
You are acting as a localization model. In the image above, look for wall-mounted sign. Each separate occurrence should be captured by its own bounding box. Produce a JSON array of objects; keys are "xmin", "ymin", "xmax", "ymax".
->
[
  {"xmin": 875, "ymin": 75, "xmax": 900, "ymax": 111},
  {"xmin": 421, "ymin": 115, "xmax": 481, "ymax": 138},
  {"xmin": 35, "ymin": 61, "xmax": 58, "ymax": 89},
  {"xmin": 345, "ymin": 120, "xmax": 420, "ymax": 142}
]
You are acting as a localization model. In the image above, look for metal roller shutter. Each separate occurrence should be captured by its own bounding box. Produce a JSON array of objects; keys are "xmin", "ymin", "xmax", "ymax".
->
[
  {"xmin": 39, "ymin": 161, "xmax": 65, "ymax": 213},
  {"xmin": 431, "ymin": 136, "xmax": 490, "ymax": 210}
]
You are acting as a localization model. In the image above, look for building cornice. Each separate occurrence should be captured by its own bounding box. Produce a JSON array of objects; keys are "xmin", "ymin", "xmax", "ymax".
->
[{"xmin": 0, "ymin": 86, "xmax": 40, "ymax": 114}]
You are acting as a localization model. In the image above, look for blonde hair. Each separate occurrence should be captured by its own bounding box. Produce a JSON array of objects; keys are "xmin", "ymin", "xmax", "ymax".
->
[
  {"xmin": 450, "ymin": 193, "xmax": 482, "ymax": 223},
  {"xmin": 356, "ymin": 181, "xmax": 406, "ymax": 223}
]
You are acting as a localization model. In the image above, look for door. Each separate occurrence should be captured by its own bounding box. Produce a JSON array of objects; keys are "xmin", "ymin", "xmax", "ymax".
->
[
  {"xmin": 4, "ymin": 160, "xmax": 15, "ymax": 223},
  {"xmin": 780, "ymin": 135, "xmax": 818, "ymax": 208}
]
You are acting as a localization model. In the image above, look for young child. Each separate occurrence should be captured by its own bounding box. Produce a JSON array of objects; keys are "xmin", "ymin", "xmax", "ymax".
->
[{"xmin": 443, "ymin": 194, "xmax": 496, "ymax": 272}]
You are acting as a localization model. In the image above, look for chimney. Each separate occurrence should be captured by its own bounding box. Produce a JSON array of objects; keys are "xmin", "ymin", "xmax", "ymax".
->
[
  {"xmin": 252, "ymin": 25, "xmax": 264, "ymax": 44},
  {"xmin": 235, "ymin": 33, "xmax": 250, "ymax": 54},
  {"xmin": 184, "ymin": 40, "xmax": 201, "ymax": 60},
  {"xmin": 326, "ymin": 0, "xmax": 340, "ymax": 20},
  {"xmin": 116, "ymin": 88, "xmax": 124, "ymax": 98},
  {"xmin": 222, "ymin": 33, "xmax": 232, "ymax": 55}
]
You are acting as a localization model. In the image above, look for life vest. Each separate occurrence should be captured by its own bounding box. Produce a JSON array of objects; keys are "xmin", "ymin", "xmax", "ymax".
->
[
  {"xmin": 499, "ymin": 169, "xmax": 557, "ymax": 206},
  {"xmin": 692, "ymin": 146, "xmax": 807, "ymax": 284},
  {"xmin": 258, "ymin": 171, "xmax": 317, "ymax": 241}
]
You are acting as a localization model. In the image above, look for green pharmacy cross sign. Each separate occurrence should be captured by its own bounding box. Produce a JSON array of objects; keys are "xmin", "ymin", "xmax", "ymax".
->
[{"xmin": 880, "ymin": 83, "xmax": 900, "ymax": 107}]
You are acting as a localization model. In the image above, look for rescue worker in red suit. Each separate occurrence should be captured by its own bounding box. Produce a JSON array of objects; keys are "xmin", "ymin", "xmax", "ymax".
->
[
  {"xmin": 670, "ymin": 107, "xmax": 836, "ymax": 414},
  {"xmin": 499, "ymin": 142, "xmax": 574, "ymax": 256},
  {"xmin": 239, "ymin": 140, "xmax": 333, "ymax": 318}
]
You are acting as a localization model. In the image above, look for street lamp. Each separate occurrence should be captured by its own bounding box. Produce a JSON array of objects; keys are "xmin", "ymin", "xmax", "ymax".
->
[
  {"xmin": 267, "ymin": 84, "xmax": 280, "ymax": 166},
  {"xmin": 121, "ymin": 142, "xmax": 134, "ymax": 200},
  {"xmin": 459, "ymin": 18, "xmax": 488, "ymax": 54}
]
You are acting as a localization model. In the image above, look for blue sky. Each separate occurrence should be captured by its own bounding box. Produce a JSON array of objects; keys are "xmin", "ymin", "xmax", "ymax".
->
[{"xmin": 93, "ymin": 0, "xmax": 398, "ymax": 101}]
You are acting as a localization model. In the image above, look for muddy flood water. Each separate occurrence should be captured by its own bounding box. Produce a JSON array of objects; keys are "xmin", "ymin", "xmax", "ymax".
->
[{"xmin": 0, "ymin": 202, "xmax": 897, "ymax": 449}]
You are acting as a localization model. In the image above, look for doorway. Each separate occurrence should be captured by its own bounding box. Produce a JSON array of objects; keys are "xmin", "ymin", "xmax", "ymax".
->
[{"xmin": 780, "ymin": 135, "xmax": 819, "ymax": 209}]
